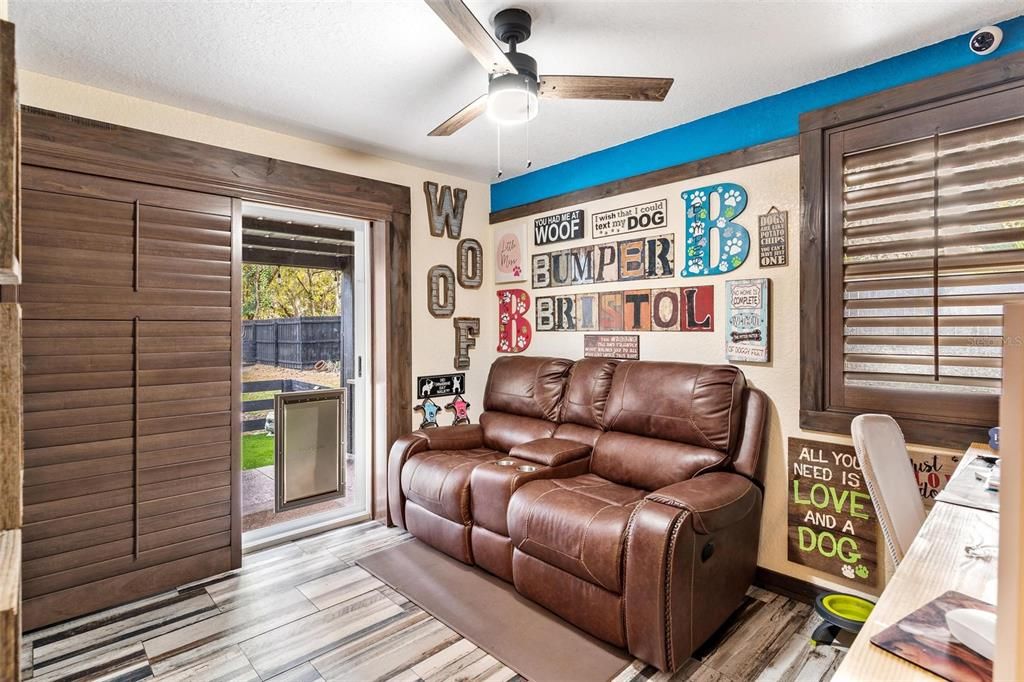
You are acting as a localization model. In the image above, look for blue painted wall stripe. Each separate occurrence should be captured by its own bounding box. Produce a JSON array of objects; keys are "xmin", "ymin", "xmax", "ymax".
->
[{"xmin": 491, "ymin": 15, "xmax": 1024, "ymax": 213}]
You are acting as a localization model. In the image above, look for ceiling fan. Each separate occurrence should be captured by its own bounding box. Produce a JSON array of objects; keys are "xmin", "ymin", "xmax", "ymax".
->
[{"xmin": 425, "ymin": 0, "xmax": 674, "ymax": 136}]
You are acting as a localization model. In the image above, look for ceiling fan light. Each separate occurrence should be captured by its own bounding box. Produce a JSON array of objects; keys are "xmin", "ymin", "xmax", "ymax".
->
[{"xmin": 487, "ymin": 73, "xmax": 539, "ymax": 124}]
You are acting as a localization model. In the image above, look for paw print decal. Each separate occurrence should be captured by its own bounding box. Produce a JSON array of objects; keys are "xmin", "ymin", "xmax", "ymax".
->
[
  {"xmin": 512, "ymin": 265, "xmax": 522, "ymax": 277},
  {"xmin": 723, "ymin": 189, "xmax": 742, "ymax": 207},
  {"xmin": 855, "ymin": 565, "xmax": 870, "ymax": 580},
  {"xmin": 725, "ymin": 237, "xmax": 744, "ymax": 255},
  {"xmin": 841, "ymin": 564, "xmax": 855, "ymax": 579}
]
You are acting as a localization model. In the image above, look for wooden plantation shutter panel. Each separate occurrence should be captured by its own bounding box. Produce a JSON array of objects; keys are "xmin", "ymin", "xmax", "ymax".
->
[
  {"xmin": 831, "ymin": 87, "xmax": 1024, "ymax": 424},
  {"xmin": 19, "ymin": 167, "xmax": 237, "ymax": 630}
]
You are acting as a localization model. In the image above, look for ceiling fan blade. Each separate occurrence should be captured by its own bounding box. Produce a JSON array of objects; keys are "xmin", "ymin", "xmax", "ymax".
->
[
  {"xmin": 424, "ymin": 0, "xmax": 517, "ymax": 76},
  {"xmin": 539, "ymin": 75, "xmax": 674, "ymax": 102},
  {"xmin": 428, "ymin": 94, "xmax": 488, "ymax": 136}
]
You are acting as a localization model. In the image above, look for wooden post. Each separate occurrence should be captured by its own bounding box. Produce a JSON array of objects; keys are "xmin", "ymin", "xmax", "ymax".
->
[
  {"xmin": 0, "ymin": 17, "xmax": 19, "ymax": 679},
  {"xmin": 996, "ymin": 303, "xmax": 1024, "ymax": 681}
]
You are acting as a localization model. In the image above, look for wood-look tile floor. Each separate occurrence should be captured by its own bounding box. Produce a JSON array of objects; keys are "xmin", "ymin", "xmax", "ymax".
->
[{"xmin": 21, "ymin": 521, "xmax": 845, "ymax": 682}]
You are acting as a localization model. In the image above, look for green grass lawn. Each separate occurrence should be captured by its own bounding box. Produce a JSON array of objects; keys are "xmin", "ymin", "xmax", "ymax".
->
[
  {"xmin": 242, "ymin": 390, "xmax": 279, "ymax": 402},
  {"xmin": 242, "ymin": 433, "xmax": 275, "ymax": 470}
]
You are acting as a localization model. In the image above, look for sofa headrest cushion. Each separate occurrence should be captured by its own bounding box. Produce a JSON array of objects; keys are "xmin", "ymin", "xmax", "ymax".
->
[
  {"xmin": 603, "ymin": 361, "xmax": 745, "ymax": 452},
  {"xmin": 483, "ymin": 356, "xmax": 573, "ymax": 421},
  {"xmin": 559, "ymin": 358, "xmax": 619, "ymax": 429}
]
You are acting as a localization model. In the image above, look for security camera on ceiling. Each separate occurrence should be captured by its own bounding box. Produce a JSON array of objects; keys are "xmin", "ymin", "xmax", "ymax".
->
[{"xmin": 970, "ymin": 26, "xmax": 1003, "ymax": 55}]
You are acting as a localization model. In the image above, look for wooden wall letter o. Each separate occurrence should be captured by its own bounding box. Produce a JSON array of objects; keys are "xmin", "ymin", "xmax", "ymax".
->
[
  {"xmin": 428, "ymin": 264, "xmax": 456, "ymax": 318},
  {"xmin": 457, "ymin": 238, "xmax": 483, "ymax": 289}
]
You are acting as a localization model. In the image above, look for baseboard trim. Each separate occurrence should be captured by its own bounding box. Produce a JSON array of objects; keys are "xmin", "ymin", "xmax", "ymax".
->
[{"xmin": 754, "ymin": 567, "xmax": 822, "ymax": 605}]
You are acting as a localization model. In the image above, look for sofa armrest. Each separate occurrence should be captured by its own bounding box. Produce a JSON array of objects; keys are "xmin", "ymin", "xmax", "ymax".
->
[
  {"xmin": 509, "ymin": 438, "xmax": 591, "ymax": 466},
  {"xmin": 387, "ymin": 425, "xmax": 485, "ymax": 529},
  {"xmin": 387, "ymin": 433, "xmax": 428, "ymax": 529},
  {"xmin": 645, "ymin": 473, "xmax": 760, "ymax": 534},
  {"xmin": 420, "ymin": 424, "xmax": 484, "ymax": 450},
  {"xmin": 624, "ymin": 473, "xmax": 762, "ymax": 671}
]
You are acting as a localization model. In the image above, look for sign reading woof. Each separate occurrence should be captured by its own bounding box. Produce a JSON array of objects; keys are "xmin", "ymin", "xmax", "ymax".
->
[
  {"xmin": 532, "ymin": 234, "xmax": 674, "ymax": 289},
  {"xmin": 534, "ymin": 209, "xmax": 585, "ymax": 246},
  {"xmin": 537, "ymin": 286, "xmax": 714, "ymax": 332}
]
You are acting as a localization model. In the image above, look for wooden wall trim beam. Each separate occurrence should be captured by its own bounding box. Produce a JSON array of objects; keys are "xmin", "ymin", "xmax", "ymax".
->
[
  {"xmin": 0, "ymin": 304, "xmax": 20, "ymax": 530},
  {"xmin": 488, "ymin": 136, "xmax": 798, "ymax": 224},
  {"xmin": 20, "ymin": 106, "xmax": 411, "ymax": 220},
  {"xmin": 0, "ymin": 529, "xmax": 20, "ymax": 681},
  {"xmin": 241, "ymin": 233, "xmax": 353, "ymax": 256},
  {"xmin": 0, "ymin": 20, "xmax": 18, "ymax": 286},
  {"xmin": 242, "ymin": 246, "xmax": 349, "ymax": 270},
  {"xmin": 241, "ymin": 217, "xmax": 355, "ymax": 244},
  {"xmin": 799, "ymin": 50, "xmax": 1024, "ymax": 131}
]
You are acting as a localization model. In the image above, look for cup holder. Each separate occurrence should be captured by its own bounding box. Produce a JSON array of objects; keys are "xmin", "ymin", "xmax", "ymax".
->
[
  {"xmin": 495, "ymin": 459, "xmax": 517, "ymax": 467},
  {"xmin": 516, "ymin": 465, "xmax": 538, "ymax": 473}
]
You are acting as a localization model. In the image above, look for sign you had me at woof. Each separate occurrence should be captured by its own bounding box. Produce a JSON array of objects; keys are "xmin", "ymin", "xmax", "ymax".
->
[
  {"xmin": 787, "ymin": 438, "xmax": 879, "ymax": 586},
  {"xmin": 534, "ymin": 209, "xmax": 584, "ymax": 247}
]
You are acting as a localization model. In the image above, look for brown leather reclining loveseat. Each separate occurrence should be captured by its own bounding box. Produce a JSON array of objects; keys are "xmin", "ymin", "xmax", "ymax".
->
[{"xmin": 388, "ymin": 356, "xmax": 767, "ymax": 672}]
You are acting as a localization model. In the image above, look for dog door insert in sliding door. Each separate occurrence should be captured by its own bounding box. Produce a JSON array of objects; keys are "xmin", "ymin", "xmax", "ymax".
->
[{"xmin": 275, "ymin": 389, "xmax": 346, "ymax": 511}]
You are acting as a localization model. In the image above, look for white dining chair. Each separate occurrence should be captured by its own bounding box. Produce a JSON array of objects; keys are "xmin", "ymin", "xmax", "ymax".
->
[{"xmin": 851, "ymin": 414, "xmax": 927, "ymax": 566}]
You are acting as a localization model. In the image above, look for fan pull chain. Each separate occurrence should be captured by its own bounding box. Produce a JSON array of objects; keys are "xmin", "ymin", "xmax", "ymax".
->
[
  {"xmin": 496, "ymin": 123, "xmax": 503, "ymax": 179},
  {"xmin": 525, "ymin": 79, "xmax": 532, "ymax": 170}
]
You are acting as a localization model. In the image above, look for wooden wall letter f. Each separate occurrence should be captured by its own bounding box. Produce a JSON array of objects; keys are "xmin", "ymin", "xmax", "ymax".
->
[{"xmin": 453, "ymin": 317, "xmax": 480, "ymax": 370}]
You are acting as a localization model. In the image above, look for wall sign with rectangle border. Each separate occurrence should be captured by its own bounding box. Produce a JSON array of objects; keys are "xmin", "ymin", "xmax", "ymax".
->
[
  {"xmin": 494, "ymin": 223, "xmax": 528, "ymax": 284},
  {"xmin": 534, "ymin": 208, "xmax": 585, "ymax": 247},
  {"xmin": 592, "ymin": 199, "xmax": 668, "ymax": 240},
  {"xmin": 532, "ymin": 233, "xmax": 674, "ymax": 289},
  {"xmin": 726, "ymin": 278, "xmax": 770, "ymax": 363},
  {"xmin": 584, "ymin": 334, "xmax": 640, "ymax": 360},
  {"xmin": 787, "ymin": 438, "xmax": 879, "ymax": 586},
  {"xmin": 758, "ymin": 206, "xmax": 788, "ymax": 268},
  {"xmin": 417, "ymin": 373, "xmax": 466, "ymax": 399},
  {"xmin": 536, "ymin": 285, "xmax": 713, "ymax": 333}
]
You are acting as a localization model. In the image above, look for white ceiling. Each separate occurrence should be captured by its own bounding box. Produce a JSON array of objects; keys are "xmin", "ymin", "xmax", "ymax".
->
[{"xmin": 10, "ymin": 0, "xmax": 1023, "ymax": 183}]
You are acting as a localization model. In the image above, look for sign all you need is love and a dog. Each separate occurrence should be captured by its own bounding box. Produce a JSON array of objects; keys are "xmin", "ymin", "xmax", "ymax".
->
[{"xmin": 787, "ymin": 438, "xmax": 879, "ymax": 586}]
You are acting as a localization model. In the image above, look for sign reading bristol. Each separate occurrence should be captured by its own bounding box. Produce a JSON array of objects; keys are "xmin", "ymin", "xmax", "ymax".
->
[{"xmin": 534, "ymin": 209, "xmax": 585, "ymax": 247}]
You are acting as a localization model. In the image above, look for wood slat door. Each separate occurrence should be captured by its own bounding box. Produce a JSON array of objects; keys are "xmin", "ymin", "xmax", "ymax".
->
[{"xmin": 19, "ymin": 167, "xmax": 238, "ymax": 630}]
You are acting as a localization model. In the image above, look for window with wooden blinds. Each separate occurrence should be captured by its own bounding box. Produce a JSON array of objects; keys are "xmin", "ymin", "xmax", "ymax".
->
[
  {"xmin": 801, "ymin": 66, "xmax": 1024, "ymax": 447},
  {"xmin": 838, "ymin": 111, "xmax": 1024, "ymax": 422}
]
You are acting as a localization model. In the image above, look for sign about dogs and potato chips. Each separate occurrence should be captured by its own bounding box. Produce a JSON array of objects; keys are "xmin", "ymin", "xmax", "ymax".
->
[{"xmin": 592, "ymin": 199, "xmax": 667, "ymax": 240}]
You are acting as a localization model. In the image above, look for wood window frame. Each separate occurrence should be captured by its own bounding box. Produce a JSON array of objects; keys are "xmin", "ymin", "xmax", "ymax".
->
[
  {"xmin": 799, "ymin": 51, "xmax": 1024, "ymax": 449},
  {"xmin": 17, "ymin": 107, "xmax": 413, "ymax": 561}
]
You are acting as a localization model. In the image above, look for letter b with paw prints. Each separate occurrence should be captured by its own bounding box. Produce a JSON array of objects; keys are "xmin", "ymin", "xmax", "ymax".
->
[{"xmin": 681, "ymin": 183, "xmax": 750, "ymax": 277}]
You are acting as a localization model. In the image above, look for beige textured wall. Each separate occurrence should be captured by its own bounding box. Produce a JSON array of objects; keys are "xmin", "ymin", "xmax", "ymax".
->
[
  {"xmin": 493, "ymin": 154, "xmax": 962, "ymax": 596},
  {"xmin": 18, "ymin": 70, "xmax": 498, "ymax": 432}
]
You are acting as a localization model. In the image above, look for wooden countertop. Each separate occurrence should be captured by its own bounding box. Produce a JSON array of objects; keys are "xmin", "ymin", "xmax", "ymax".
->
[{"xmin": 834, "ymin": 444, "xmax": 999, "ymax": 681}]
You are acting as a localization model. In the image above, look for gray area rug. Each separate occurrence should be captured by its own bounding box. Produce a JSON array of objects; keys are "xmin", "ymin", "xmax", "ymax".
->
[{"xmin": 358, "ymin": 539, "xmax": 633, "ymax": 682}]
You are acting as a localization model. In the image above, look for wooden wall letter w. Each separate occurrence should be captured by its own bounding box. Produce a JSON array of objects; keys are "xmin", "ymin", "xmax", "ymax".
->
[{"xmin": 424, "ymin": 181, "xmax": 468, "ymax": 239}]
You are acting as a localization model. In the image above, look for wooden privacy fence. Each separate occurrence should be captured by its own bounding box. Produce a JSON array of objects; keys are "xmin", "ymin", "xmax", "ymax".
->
[{"xmin": 243, "ymin": 316, "xmax": 341, "ymax": 369}]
